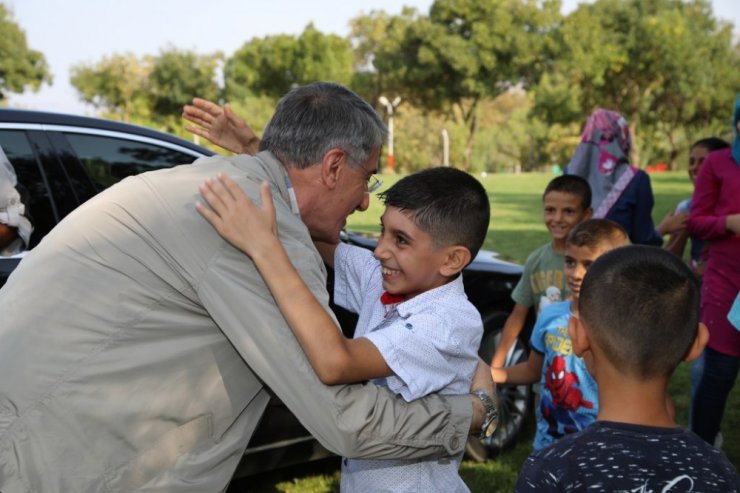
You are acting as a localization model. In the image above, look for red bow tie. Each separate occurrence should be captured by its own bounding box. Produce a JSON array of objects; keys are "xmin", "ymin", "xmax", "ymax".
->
[{"xmin": 380, "ymin": 292, "xmax": 406, "ymax": 305}]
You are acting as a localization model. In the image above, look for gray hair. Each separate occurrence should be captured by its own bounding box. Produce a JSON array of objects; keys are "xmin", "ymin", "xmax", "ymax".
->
[{"xmin": 259, "ymin": 82, "xmax": 387, "ymax": 169}]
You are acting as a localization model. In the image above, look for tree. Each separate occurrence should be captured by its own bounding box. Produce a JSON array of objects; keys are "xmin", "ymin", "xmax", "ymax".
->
[
  {"xmin": 71, "ymin": 49, "xmax": 221, "ymax": 131},
  {"xmin": 535, "ymin": 0, "xmax": 740, "ymax": 167},
  {"xmin": 0, "ymin": 4, "xmax": 52, "ymax": 101},
  {"xmin": 149, "ymin": 47, "xmax": 222, "ymax": 131},
  {"xmin": 350, "ymin": 0, "xmax": 562, "ymax": 170},
  {"xmin": 224, "ymin": 24, "xmax": 354, "ymax": 101},
  {"xmin": 70, "ymin": 53, "xmax": 150, "ymax": 121}
]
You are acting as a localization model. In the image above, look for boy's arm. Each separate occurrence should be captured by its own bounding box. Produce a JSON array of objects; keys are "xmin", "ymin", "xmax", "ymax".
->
[
  {"xmin": 197, "ymin": 175, "xmax": 392, "ymax": 384},
  {"xmin": 490, "ymin": 303, "xmax": 530, "ymax": 368},
  {"xmin": 491, "ymin": 350, "xmax": 543, "ymax": 386}
]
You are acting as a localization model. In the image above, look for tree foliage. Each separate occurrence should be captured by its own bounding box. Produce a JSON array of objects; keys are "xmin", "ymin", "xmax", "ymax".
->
[
  {"xmin": 0, "ymin": 4, "xmax": 52, "ymax": 101},
  {"xmin": 535, "ymin": 0, "xmax": 740, "ymax": 167},
  {"xmin": 57, "ymin": 0, "xmax": 740, "ymax": 173},
  {"xmin": 149, "ymin": 47, "xmax": 222, "ymax": 130},
  {"xmin": 350, "ymin": 0, "xmax": 562, "ymax": 170},
  {"xmin": 70, "ymin": 53, "xmax": 150, "ymax": 121},
  {"xmin": 224, "ymin": 23, "xmax": 353, "ymax": 101},
  {"xmin": 71, "ymin": 49, "xmax": 221, "ymax": 131}
]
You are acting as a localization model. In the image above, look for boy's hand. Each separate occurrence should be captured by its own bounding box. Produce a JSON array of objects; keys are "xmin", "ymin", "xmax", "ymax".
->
[
  {"xmin": 197, "ymin": 175, "xmax": 279, "ymax": 259},
  {"xmin": 490, "ymin": 366, "xmax": 507, "ymax": 383},
  {"xmin": 656, "ymin": 211, "xmax": 688, "ymax": 236},
  {"xmin": 183, "ymin": 98, "xmax": 260, "ymax": 155}
]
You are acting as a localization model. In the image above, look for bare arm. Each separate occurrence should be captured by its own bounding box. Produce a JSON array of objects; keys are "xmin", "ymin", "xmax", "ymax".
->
[
  {"xmin": 197, "ymin": 174, "xmax": 392, "ymax": 384},
  {"xmin": 491, "ymin": 350, "xmax": 542, "ymax": 386},
  {"xmin": 663, "ymin": 228, "xmax": 689, "ymax": 258},
  {"xmin": 183, "ymin": 98, "xmax": 260, "ymax": 155},
  {"xmin": 656, "ymin": 211, "xmax": 688, "ymax": 236},
  {"xmin": 490, "ymin": 303, "xmax": 529, "ymax": 368}
]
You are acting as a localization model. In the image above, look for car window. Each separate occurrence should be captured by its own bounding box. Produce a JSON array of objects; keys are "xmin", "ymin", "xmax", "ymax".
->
[
  {"xmin": 64, "ymin": 133, "xmax": 198, "ymax": 190},
  {"xmin": 0, "ymin": 130, "xmax": 55, "ymax": 247}
]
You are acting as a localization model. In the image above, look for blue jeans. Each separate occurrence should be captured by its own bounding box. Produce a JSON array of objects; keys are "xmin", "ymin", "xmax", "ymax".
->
[{"xmin": 690, "ymin": 347, "xmax": 740, "ymax": 444}]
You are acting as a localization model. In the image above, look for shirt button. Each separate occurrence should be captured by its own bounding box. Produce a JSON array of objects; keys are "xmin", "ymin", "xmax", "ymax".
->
[{"xmin": 450, "ymin": 436, "xmax": 460, "ymax": 450}]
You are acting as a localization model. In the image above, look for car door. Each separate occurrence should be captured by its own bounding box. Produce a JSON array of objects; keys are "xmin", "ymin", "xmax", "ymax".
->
[{"xmin": 0, "ymin": 123, "xmax": 208, "ymax": 286}]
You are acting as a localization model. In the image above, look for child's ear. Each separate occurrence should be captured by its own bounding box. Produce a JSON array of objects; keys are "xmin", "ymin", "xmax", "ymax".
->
[
  {"xmin": 684, "ymin": 323, "xmax": 709, "ymax": 362},
  {"xmin": 439, "ymin": 246, "xmax": 471, "ymax": 277},
  {"xmin": 568, "ymin": 312, "xmax": 591, "ymax": 358},
  {"xmin": 583, "ymin": 207, "xmax": 594, "ymax": 220}
]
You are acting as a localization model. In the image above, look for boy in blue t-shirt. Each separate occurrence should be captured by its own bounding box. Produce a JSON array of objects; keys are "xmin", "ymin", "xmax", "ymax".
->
[
  {"xmin": 492, "ymin": 219, "xmax": 629, "ymax": 449},
  {"xmin": 514, "ymin": 246, "xmax": 738, "ymax": 492}
]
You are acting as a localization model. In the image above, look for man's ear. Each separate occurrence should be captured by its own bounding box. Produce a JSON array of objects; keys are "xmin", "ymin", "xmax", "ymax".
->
[
  {"xmin": 568, "ymin": 312, "xmax": 591, "ymax": 358},
  {"xmin": 684, "ymin": 323, "xmax": 709, "ymax": 362},
  {"xmin": 320, "ymin": 148, "xmax": 346, "ymax": 190},
  {"xmin": 439, "ymin": 246, "xmax": 471, "ymax": 277}
]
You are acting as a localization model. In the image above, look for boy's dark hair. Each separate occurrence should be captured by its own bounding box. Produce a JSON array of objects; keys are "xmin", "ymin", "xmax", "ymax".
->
[
  {"xmin": 543, "ymin": 175, "xmax": 592, "ymax": 211},
  {"xmin": 690, "ymin": 137, "xmax": 730, "ymax": 153},
  {"xmin": 566, "ymin": 219, "xmax": 629, "ymax": 250},
  {"xmin": 378, "ymin": 167, "xmax": 490, "ymax": 260},
  {"xmin": 578, "ymin": 245, "xmax": 700, "ymax": 379}
]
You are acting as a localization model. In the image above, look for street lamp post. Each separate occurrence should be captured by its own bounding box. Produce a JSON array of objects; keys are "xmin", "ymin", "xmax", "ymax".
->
[{"xmin": 378, "ymin": 95, "xmax": 401, "ymax": 172}]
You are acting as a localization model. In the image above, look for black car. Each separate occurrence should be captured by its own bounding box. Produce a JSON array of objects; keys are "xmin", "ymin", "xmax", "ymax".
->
[{"xmin": 0, "ymin": 108, "xmax": 532, "ymax": 475}]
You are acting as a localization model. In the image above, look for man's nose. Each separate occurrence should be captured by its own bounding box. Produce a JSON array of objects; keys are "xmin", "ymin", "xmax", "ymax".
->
[{"xmin": 357, "ymin": 193, "xmax": 370, "ymax": 212}]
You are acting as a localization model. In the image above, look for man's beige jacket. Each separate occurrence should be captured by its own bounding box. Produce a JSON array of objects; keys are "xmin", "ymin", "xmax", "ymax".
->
[{"xmin": 0, "ymin": 152, "xmax": 470, "ymax": 492}]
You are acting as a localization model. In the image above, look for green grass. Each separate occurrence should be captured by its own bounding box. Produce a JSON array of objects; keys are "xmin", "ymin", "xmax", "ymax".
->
[{"xmin": 253, "ymin": 171, "xmax": 738, "ymax": 491}]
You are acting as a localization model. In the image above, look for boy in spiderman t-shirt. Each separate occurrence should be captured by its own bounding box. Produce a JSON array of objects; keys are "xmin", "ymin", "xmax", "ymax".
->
[{"xmin": 492, "ymin": 219, "xmax": 629, "ymax": 449}]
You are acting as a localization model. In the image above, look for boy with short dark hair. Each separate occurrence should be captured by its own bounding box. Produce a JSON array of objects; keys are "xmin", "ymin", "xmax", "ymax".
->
[
  {"xmin": 198, "ymin": 167, "xmax": 495, "ymax": 493},
  {"xmin": 491, "ymin": 175, "xmax": 592, "ymax": 368},
  {"xmin": 492, "ymin": 219, "xmax": 629, "ymax": 449},
  {"xmin": 514, "ymin": 245, "xmax": 739, "ymax": 491}
]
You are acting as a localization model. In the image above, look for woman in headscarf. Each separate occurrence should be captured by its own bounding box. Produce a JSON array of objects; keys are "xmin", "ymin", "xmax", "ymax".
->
[
  {"xmin": 688, "ymin": 96, "xmax": 740, "ymax": 447},
  {"xmin": 566, "ymin": 109, "xmax": 684, "ymax": 245}
]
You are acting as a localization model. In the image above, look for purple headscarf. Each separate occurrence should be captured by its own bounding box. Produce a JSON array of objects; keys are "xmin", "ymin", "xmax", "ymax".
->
[{"xmin": 566, "ymin": 109, "xmax": 637, "ymax": 218}]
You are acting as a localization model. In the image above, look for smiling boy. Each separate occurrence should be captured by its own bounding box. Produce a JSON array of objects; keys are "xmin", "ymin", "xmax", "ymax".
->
[
  {"xmin": 492, "ymin": 219, "xmax": 629, "ymax": 449},
  {"xmin": 491, "ymin": 175, "xmax": 592, "ymax": 368},
  {"xmin": 198, "ymin": 167, "xmax": 496, "ymax": 493}
]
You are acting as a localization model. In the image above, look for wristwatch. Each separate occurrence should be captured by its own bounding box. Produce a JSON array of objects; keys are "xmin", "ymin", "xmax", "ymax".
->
[{"xmin": 472, "ymin": 390, "xmax": 499, "ymax": 439}]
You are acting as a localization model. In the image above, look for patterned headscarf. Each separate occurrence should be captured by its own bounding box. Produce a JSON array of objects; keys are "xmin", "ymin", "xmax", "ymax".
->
[
  {"xmin": 732, "ymin": 95, "xmax": 740, "ymax": 166},
  {"xmin": 566, "ymin": 109, "xmax": 636, "ymax": 218}
]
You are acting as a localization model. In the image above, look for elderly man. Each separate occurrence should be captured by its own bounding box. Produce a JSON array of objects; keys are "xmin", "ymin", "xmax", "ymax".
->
[{"xmin": 0, "ymin": 82, "xmax": 494, "ymax": 492}]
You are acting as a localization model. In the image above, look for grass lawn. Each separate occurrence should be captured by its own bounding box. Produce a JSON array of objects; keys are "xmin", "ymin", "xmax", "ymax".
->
[{"xmin": 256, "ymin": 171, "xmax": 739, "ymax": 492}]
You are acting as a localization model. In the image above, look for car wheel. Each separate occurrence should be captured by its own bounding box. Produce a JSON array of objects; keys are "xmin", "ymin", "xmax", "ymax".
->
[{"xmin": 467, "ymin": 310, "xmax": 531, "ymax": 460}]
